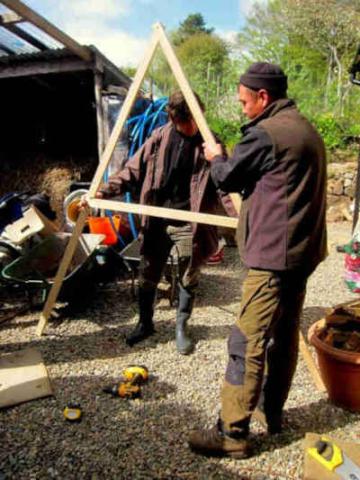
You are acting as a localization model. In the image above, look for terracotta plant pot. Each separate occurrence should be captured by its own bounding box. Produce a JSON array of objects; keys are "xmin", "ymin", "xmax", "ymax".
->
[{"xmin": 308, "ymin": 319, "xmax": 360, "ymax": 411}]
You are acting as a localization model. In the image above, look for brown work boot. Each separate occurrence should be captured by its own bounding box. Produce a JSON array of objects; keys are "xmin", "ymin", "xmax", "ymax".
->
[{"xmin": 188, "ymin": 425, "xmax": 250, "ymax": 459}]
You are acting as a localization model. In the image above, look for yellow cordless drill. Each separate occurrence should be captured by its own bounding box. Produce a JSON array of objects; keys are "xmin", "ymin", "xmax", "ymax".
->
[{"xmin": 103, "ymin": 365, "xmax": 149, "ymax": 399}]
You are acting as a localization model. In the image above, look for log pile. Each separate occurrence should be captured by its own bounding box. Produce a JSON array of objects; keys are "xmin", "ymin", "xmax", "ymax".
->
[{"xmin": 321, "ymin": 302, "xmax": 360, "ymax": 352}]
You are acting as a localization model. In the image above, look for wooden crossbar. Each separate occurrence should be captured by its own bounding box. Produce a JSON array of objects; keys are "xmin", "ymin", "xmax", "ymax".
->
[{"xmin": 89, "ymin": 199, "xmax": 238, "ymax": 229}]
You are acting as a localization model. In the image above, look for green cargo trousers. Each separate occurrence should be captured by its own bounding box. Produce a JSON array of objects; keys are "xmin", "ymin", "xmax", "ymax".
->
[{"xmin": 221, "ymin": 268, "xmax": 307, "ymax": 437}]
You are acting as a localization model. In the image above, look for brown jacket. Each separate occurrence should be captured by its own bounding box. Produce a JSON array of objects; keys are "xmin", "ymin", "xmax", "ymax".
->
[
  {"xmin": 100, "ymin": 122, "xmax": 236, "ymax": 266},
  {"xmin": 211, "ymin": 99, "xmax": 327, "ymax": 274}
]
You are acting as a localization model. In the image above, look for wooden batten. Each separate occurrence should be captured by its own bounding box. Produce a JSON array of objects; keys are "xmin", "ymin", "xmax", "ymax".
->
[
  {"xmin": 88, "ymin": 26, "xmax": 161, "ymax": 197},
  {"xmin": 89, "ymin": 198, "xmax": 238, "ymax": 229}
]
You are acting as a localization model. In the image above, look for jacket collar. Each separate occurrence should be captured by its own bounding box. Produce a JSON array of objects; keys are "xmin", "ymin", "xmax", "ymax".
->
[{"xmin": 241, "ymin": 98, "xmax": 296, "ymax": 134}]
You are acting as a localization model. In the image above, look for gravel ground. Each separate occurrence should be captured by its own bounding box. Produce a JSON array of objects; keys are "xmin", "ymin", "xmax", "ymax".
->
[{"xmin": 1, "ymin": 222, "xmax": 360, "ymax": 479}]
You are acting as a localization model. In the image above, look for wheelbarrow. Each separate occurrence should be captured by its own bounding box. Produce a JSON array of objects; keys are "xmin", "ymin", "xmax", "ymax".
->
[{"xmin": 1, "ymin": 232, "xmax": 104, "ymax": 306}]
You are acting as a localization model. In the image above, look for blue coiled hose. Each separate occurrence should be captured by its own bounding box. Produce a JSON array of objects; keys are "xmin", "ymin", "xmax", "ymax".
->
[{"xmin": 104, "ymin": 97, "xmax": 168, "ymax": 244}]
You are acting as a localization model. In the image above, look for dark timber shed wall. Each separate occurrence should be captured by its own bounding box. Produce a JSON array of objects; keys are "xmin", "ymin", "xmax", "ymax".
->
[
  {"xmin": 0, "ymin": 46, "xmax": 130, "ymax": 159},
  {"xmin": 0, "ymin": 46, "xmax": 131, "ymax": 219}
]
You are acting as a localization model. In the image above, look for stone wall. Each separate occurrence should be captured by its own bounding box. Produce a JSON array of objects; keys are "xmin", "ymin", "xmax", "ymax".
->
[{"xmin": 327, "ymin": 162, "xmax": 357, "ymax": 222}]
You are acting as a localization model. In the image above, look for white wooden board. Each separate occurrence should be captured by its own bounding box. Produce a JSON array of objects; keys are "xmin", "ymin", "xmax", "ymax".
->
[{"xmin": 0, "ymin": 348, "xmax": 53, "ymax": 408}]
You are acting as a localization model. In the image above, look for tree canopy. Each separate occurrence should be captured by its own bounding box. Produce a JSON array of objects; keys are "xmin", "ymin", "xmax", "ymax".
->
[
  {"xmin": 173, "ymin": 13, "xmax": 214, "ymax": 45},
  {"xmin": 121, "ymin": 5, "xmax": 360, "ymax": 153}
]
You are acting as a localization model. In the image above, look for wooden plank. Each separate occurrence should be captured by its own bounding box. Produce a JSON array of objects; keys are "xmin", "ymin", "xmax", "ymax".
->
[
  {"xmin": 88, "ymin": 26, "xmax": 160, "ymax": 197},
  {"xmin": 36, "ymin": 209, "xmax": 88, "ymax": 336},
  {"xmin": 0, "ymin": 11, "xmax": 22, "ymax": 24},
  {"xmin": 156, "ymin": 23, "xmax": 241, "ymax": 214},
  {"xmin": 89, "ymin": 198, "xmax": 238, "ymax": 229},
  {"xmin": 0, "ymin": 348, "xmax": 52, "ymax": 408},
  {"xmin": 5, "ymin": 24, "xmax": 48, "ymax": 50},
  {"xmin": 299, "ymin": 331, "xmax": 326, "ymax": 392},
  {"xmin": 0, "ymin": 0, "xmax": 91, "ymax": 62},
  {"xmin": 0, "ymin": 57, "xmax": 89, "ymax": 79}
]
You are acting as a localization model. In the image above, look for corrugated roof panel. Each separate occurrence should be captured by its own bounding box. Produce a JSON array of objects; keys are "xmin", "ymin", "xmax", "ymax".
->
[
  {"xmin": 0, "ymin": 26, "xmax": 36, "ymax": 54},
  {"xmin": 0, "ymin": 5, "xmax": 63, "ymax": 57},
  {"xmin": 18, "ymin": 22, "xmax": 63, "ymax": 50},
  {"xmin": 0, "ymin": 46, "xmax": 79, "ymax": 64}
]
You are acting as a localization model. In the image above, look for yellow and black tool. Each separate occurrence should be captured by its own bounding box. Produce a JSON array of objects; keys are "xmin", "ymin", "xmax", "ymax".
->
[
  {"xmin": 103, "ymin": 382, "xmax": 141, "ymax": 399},
  {"xmin": 103, "ymin": 365, "xmax": 149, "ymax": 399},
  {"xmin": 122, "ymin": 365, "xmax": 149, "ymax": 385},
  {"xmin": 308, "ymin": 437, "xmax": 360, "ymax": 479},
  {"xmin": 63, "ymin": 403, "xmax": 82, "ymax": 422}
]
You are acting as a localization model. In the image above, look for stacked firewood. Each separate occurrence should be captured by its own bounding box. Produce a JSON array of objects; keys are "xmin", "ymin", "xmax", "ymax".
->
[{"xmin": 321, "ymin": 301, "xmax": 360, "ymax": 352}]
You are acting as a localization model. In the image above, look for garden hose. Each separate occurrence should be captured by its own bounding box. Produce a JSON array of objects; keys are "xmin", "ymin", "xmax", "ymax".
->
[{"xmin": 103, "ymin": 97, "xmax": 169, "ymax": 244}]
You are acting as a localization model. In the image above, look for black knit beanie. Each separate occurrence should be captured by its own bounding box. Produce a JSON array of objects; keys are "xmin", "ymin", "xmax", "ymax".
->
[{"xmin": 239, "ymin": 62, "xmax": 288, "ymax": 95}]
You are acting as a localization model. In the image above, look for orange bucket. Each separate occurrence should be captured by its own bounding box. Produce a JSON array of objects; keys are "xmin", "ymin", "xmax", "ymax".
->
[{"xmin": 88, "ymin": 215, "xmax": 122, "ymax": 245}]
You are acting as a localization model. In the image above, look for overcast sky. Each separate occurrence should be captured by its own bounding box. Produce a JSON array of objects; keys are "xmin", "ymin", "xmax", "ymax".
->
[{"xmin": 20, "ymin": 0, "xmax": 259, "ymax": 67}]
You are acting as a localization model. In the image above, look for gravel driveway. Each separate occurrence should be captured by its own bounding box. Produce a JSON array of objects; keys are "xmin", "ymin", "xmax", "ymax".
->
[{"xmin": 1, "ymin": 222, "xmax": 359, "ymax": 480}]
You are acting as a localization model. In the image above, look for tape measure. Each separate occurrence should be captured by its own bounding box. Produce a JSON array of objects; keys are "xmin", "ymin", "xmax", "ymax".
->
[
  {"xmin": 63, "ymin": 403, "xmax": 82, "ymax": 422},
  {"xmin": 308, "ymin": 437, "xmax": 360, "ymax": 480}
]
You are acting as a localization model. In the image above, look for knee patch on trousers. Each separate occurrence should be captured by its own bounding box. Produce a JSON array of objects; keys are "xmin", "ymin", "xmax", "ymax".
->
[{"xmin": 225, "ymin": 325, "xmax": 247, "ymax": 386}]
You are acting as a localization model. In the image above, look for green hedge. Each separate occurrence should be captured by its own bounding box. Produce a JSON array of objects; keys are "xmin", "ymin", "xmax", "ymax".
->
[
  {"xmin": 208, "ymin": 112, "xmax": 360, "ymax": 157},
  {"xmin": 207, "ymin": 117, "xmax": 241, "ymax": 151}
]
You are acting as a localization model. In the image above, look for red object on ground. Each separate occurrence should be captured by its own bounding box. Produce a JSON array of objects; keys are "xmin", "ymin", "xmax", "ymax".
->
[{"xmin": 206, "ymin": 247, "xmax": 224, "ymax": 265}]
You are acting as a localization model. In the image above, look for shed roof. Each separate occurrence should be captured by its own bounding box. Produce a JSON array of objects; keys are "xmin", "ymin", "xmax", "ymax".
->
[
  {"xmin": 0, "ymin": 1, "xmax": 131, "ymax": 87},
  {"xmin": 0, "ymin": 4, "xmax": 62, "ymax": 56}
]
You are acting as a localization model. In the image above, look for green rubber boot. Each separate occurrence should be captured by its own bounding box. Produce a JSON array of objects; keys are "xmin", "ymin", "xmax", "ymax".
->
[{"xmin": 175, "ymin": 285, "xmax": 195, "ymax": 355}]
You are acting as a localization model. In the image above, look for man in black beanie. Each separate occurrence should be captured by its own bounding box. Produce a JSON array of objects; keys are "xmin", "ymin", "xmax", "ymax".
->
[{"xmin": 188, "ymin": 62, "xmax": 327, "ymax": 458}]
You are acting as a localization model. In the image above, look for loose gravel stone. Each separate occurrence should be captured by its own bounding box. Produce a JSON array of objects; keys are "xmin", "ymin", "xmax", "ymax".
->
[{"xmin": 1, "ymin": 222, "xmax": 359, "ymax": 479}]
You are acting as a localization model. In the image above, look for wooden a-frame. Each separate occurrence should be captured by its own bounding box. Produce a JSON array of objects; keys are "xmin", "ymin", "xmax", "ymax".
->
[
  {"xmin": 37, "ymin": 22, "xmax": 240, "ymax": 337},
  {"xmin": 36, "ymin": 23, "xmax": 325, "ymax": 393}
]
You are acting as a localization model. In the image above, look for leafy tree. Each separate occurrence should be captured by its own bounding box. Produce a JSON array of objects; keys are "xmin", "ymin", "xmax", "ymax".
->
[
  {"xmin": 235, "ymin": 0, "xmax": 360, "ymax": 151},
  {"xmin": 283, "ymin": 0, "xmax": 360, "ymax": 115},
  {"xmin": 121, "ymin": 66, "xmax": 137, "ymax": 79},
  {"xmin": 173, "ymin": 13, "xmax": 214, "ymax": 45},
  {"xmin": 148, "ymin": 16, "xmax": 234, "ymax": 117},
  {"xmin": 177, "ymin": 33, "xmax": 229, "ymax": 107},
  {"xmin": 121, "ymin": 2, "xmax": 360, "ymax": 153}
]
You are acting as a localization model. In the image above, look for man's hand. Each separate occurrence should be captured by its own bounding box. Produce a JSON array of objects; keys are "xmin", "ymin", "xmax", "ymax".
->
[
  {"xmin": 79, "ymin": 191, "xmax": 103, "ymax": 210},
  {"xmin": 203, "ymin": 142, "xmax": 223, "ymax": 162}
]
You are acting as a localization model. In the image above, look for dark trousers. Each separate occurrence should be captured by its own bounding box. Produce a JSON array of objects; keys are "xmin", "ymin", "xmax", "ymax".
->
[
  {"xmin": 139, "ymin": 224, "xmax": 200, "ymax": 293},
  {"xmin": 221, "ymin": 268, "xmax": 307, "ymax": 436}
]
